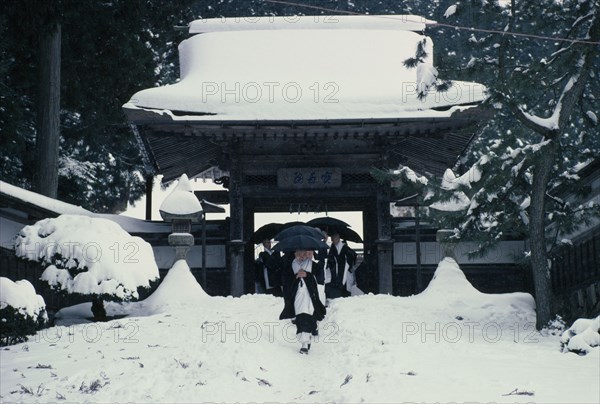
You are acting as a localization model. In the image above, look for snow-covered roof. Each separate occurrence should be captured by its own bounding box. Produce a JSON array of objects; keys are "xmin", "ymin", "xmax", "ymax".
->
[
  {"xmin": 124, "ymin": 17, "xmax": 486, "ymax": 122},
  {"xmin": 0, "ymin": 180, "xmax": 170, "ymax": 235},
  {"xmin": 188, "ymin": 15, "xmax": 434, "ymax": 34},
  {"xmin": 0, "ymin": 180, "xmax": 91, "ymax": 216}
]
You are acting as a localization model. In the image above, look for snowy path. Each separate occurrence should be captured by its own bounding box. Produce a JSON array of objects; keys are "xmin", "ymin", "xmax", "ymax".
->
[{"xmin": 1, "ymin": 259, "xmax": 598, "ymax": 403}]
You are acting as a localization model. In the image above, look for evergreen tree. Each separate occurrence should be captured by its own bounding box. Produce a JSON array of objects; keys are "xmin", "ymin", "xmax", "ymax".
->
[
  {"xmin": 0, "ymin": 4, "xmax": 38, "ymax": 189},
  {"xmin": 33, "ymin": 1, "xmax": 62, "ymax": 199},
  {"xmin": 0, "ymin": 0, "xmax": 198, "ymax": 212},
  {"xmin": 424, "ymin": 0, "xmax": 600, "ymax": 329}
]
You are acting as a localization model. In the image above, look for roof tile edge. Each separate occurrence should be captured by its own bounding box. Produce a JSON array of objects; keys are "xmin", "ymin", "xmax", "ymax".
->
[{"xmin": 189, "ymin": 15, "xmax": 435, "ymax": 34}]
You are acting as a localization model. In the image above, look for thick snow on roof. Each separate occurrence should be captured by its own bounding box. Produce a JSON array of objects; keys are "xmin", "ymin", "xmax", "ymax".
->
[
  {"xmin": 124, "ymin": 26, "xmax": 486, "ymax": 121},
  {"xmin": 0, "ymin": 180, "xmax": 90, "ymax": 216},
  {"xmin": 0, "ymin": 179, "xmax": 171, "ymax": 235},
  {"xmin": 189, "ymin": 15, "xmax": 434, "ymax": 33}
]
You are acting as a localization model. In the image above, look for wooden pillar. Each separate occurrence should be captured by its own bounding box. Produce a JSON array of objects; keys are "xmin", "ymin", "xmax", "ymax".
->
[
  {"xmin": 243, "ymin": 202, "xmax": 255, "ymax": 294},
  {"xmin": 201, "ymin": 214, "xmax": 207, "ymax": 288},
  {"xmin": 376, "ymin": 182, "xmax": 393, "ymax": 294},
  {"xmin": 363, "ymin": 203, "xmax": 378, "ymax": 292},
  {"xmin": 228, "ymin": 240, "xmax": 245, "ymax": 296},
  {"xmin": 145, "ymin": 175, "xmax": 153, "ymax": 221},
  {"xmin": 415, "ymin": 204, "xmax": 423, "ymax": 293},
  {"xmin": 229, "ymin": 154, "xmax": 245, "ymax": 297}
]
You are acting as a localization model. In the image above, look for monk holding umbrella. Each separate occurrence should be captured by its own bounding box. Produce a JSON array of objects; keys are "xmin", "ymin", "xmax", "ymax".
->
[{"xmin": 274, "ymin": 227, "xmax": 327, "ymax": 354}]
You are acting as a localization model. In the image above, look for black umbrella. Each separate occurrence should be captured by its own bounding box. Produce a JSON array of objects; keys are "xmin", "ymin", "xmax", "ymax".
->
[
  {"xmin": 307, "ymin": 217, "xmax": 351, "ymax": 232},
  {"xmin": 274, "ymin": 224, "xmax": 325, "ymax": 241},
  {"xmin": 273, "ymin": 235, "xmax": 328, "ymax": 253},
  {"xmin": 281, "ymin": 221, "xmax": 306, "ymax": 228},
  {"xmin": 250, "ymin": 223, "xmax": 284, "ymax": 244},
  {"xmin": 329, "ymin": 226, "xmax": 363, "ymax": 243}
]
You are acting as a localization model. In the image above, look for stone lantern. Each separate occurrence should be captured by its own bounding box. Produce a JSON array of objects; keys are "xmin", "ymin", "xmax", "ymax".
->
[
  {"xmin": 436, "ymin": 229, "xmax": 459, "ymax": 260},
  {"xmin": 159, "ymin": 174, "xmax": 203, "ymax": 262}
]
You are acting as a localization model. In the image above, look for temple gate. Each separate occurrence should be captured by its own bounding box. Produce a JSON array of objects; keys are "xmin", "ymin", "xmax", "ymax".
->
[{"xmin": 123, "ymin": 15, "xmax": 486, "ymax": 296}]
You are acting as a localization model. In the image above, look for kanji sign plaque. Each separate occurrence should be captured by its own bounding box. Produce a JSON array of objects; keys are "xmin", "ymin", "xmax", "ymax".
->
[{"xmin": 277, "ymin": 168, "xmax": 341, "ymax": 189}]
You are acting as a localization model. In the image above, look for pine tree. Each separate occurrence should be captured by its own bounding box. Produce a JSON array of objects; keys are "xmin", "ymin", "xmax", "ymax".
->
[
  {"xmin": 0, "ymin": 0, "xmax": 198, "ymax": 212},
  {"xmin": 424, "ymin": 0, "xmax": 600, "ymax": 329}
]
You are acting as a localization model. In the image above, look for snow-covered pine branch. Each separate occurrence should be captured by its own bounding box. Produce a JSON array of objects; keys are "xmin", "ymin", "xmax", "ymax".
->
[{"xmin": 444, "ymin": 4, "xmax": 458, "ymax": 19}]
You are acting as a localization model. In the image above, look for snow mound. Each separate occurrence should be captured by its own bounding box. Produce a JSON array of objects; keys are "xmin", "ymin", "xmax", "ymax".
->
[
  {"xmin": 415, "ymin": 257, "xmax": 535, "ymax": 325},
  {"xmin": 420, "ymin": 257, "xmax": 480, "ymax": 297},
  {"xmin": 561, "ymin": 316, "xmax": 600, "ymax": 355},
  {"xmin": 15, "ymin": 214, "xmax": 159, "ymax": 300},
  {"xmin": 142, "ymin": 260, "xmax": 208, "ymax": 313},
  {"xmin": 322, "ymin": 258, "xmax": 536, "ymax": 352},
  {"xmin": 0, "ymin": 278, "xmax": 47, "ymax": 319}
]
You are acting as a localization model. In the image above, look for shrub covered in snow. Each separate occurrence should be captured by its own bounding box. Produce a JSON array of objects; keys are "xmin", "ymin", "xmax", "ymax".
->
[
  {"xmin": 560, "ymin": 316, "xmax": 600, "ymax": 355},
  {"xmin": 0, "ymin": 278, "xmax": 48, "ymax": 346},
  {"xmin": 15, "ymin": 215, "xmax": 159, "ymax": 319},
  {"xmin": 544, "ymin": 315, "xmax": 567, "ymax": 336}
]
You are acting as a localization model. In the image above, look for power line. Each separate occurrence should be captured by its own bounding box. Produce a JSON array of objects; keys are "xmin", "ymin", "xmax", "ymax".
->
[
  {"xmin": 430, "ymin": 21, "xmax": 599, "ymax": 45},
  {"xmin": 261, "ymin": 0, "xmax": 600, "ymax": 45}
]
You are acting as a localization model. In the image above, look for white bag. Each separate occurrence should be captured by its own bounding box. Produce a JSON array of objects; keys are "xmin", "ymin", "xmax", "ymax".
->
[{"xmin": 294, "ymin": 280, "xmax": 314, "ymax": 315}]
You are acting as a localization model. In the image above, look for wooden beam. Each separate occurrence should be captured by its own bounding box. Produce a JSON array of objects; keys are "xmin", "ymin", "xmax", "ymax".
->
[
  {"xmin": 145, "ymin": 175, "xmax": 153, "ymax": 220},
  {"xmin": 194, "ymin": 190, "xmax": 229, "ymax": 205}
]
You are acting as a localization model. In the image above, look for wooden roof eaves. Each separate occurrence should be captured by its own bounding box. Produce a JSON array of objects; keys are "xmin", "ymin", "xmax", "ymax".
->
[{"xmin": 124, "ymin": 105, "xmax": 484, "ymax": 133}]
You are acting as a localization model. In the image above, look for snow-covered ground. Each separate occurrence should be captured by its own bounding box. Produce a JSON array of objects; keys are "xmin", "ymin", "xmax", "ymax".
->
[{"xmin": 1, "ymin": 258, "xmax": 598, "ymax": 403}]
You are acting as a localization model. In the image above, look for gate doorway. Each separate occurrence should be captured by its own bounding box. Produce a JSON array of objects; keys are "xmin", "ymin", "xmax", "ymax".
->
[
  {"xmin": 249, "ymin": 211, "xmax": 367, "ymax": 294},
  {"xmin": 253, "ymin": 211, "xmax": 364, "ymax": 251}
]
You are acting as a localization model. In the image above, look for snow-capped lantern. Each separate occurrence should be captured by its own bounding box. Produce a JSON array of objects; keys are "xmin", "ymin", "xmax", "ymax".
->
[{"xmin": 159, "ymin": 174, "xmax": 203, "ymax": 261}]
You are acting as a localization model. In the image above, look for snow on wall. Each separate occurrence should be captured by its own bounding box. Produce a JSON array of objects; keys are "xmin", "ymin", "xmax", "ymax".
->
[{"xmin": 125, "ymin": 27, "xmax": 486, "ymax": 120}]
